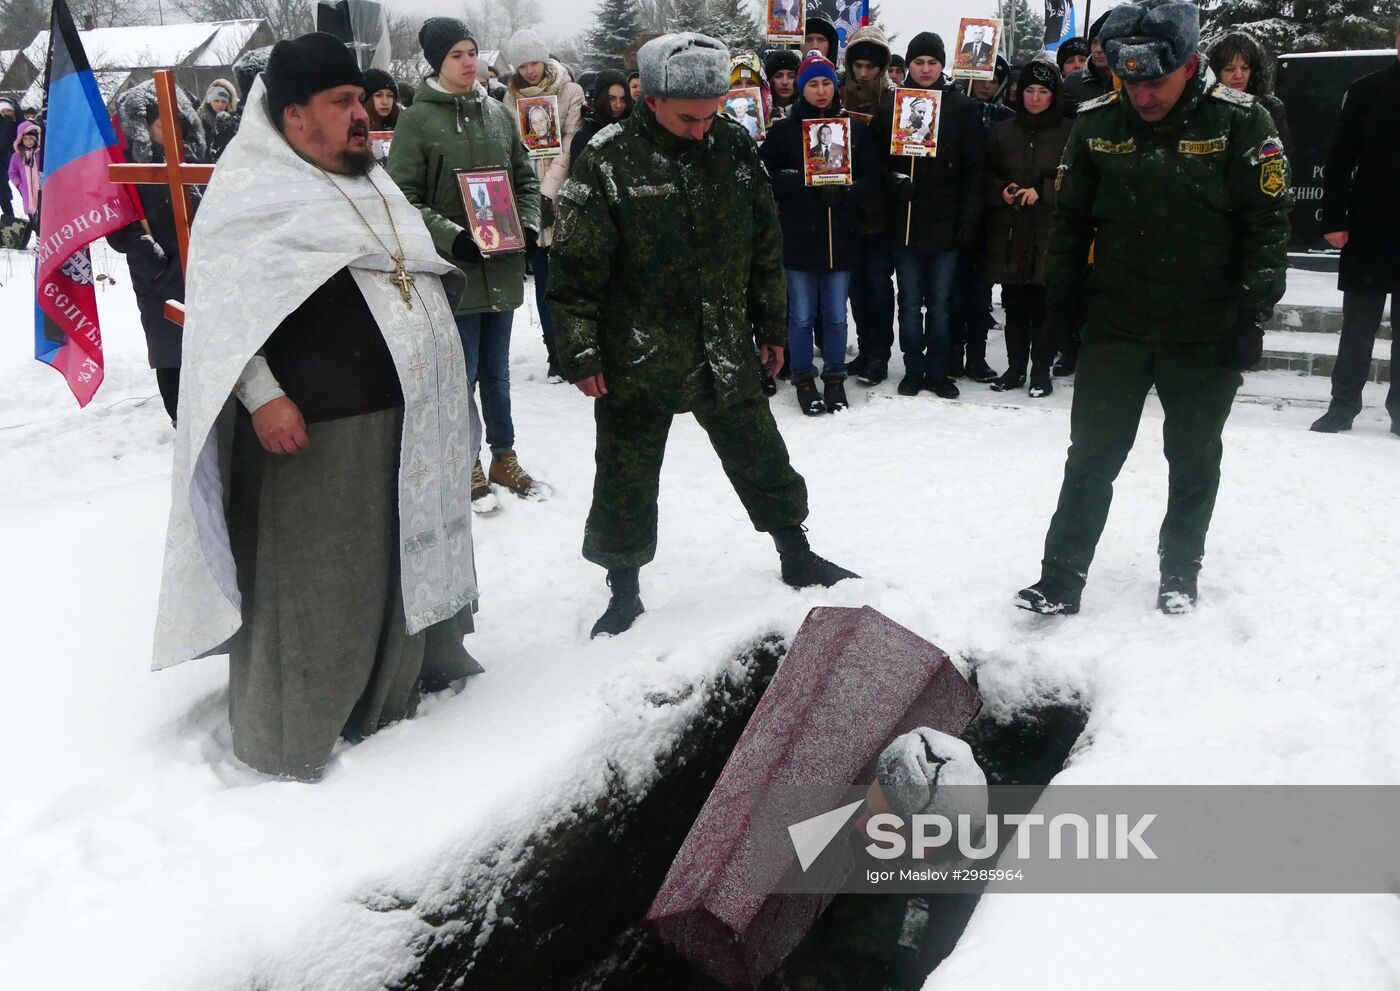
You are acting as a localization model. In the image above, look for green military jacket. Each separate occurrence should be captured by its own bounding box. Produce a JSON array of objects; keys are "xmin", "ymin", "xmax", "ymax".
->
[
  {"xmin": 387, "ymin": 79, "xmax": 542, "ymax": 315},
  {"xmin": 1045, "ymin": 66, "xmax": 1290, "ymax": 343},
  {"xmin": 547, "ymin": 102, "xmax": 786, "ymax": 412}
]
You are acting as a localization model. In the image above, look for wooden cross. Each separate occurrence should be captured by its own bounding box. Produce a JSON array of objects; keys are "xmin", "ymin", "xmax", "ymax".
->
[{"xmin": 107, "ymin": 69, "xmax": 215, "ymax": 326}]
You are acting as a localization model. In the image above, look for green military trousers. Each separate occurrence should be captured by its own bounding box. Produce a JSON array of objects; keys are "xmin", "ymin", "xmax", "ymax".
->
[
  {"xmin": 1042, "ymin": 334, "xmax": 1242, "ymax": 591},
  {"xmin": 584, "ymin": 394, "xmax": 810, "ymax": 569}
]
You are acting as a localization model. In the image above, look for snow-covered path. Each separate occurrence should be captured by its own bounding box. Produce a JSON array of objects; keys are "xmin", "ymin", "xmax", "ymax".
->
[{"xmin": 2, "ymin": 246, "xmax": 1398, "ymax": 990}]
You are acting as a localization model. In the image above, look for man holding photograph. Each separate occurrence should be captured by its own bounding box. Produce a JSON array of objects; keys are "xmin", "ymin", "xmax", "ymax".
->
[{"xmin": 549, "ymin": 32, "xmax": 857, "ymax": 638}]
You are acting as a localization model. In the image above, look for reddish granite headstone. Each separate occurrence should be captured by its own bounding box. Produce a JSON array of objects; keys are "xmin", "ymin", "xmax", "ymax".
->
[{"xmin": 642, "ymin": 606, "xmax": 982, "ymax": 989}]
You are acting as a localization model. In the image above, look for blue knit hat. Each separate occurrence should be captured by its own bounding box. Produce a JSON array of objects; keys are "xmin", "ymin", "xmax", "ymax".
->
[{"xmin": 797, "ymin": 50, "xmax": 839, "ymax": 93}]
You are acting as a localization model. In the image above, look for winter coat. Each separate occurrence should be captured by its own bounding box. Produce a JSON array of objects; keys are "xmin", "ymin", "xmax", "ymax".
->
[
  {"xmin": 1321, "ymin": 61, "xmax": 1400, "ymax": 293},
  {"xmin": 759, "ymin": 98, "xmax": 879, "ymax": 272},
  {"xmin": 199, "ymin": 77, "xmax": 239, "ymax": 161},
  {"xmin": 1206, "ymin": 31, "xmax": 1293, "ymax": 156},
  {"xmin": 983, "ymin": 102, "xmax": 1072, "ymax": 286},
  {"xmin": 387, "ymin": 78, "xmax": 543, "ymax": 315},
  {"xmin": 1045, "ymin": 67, "xmax": 1291, "ymax": 344},
  {"xmin": 870, "ymin": 77, "xmax": 986, "ymax": 252},
  {"xmin": 504, "ymin": 59, "xmax": 584, "ymax": 245},
  {"xmin": 107, "ymin": 83, "xmax": 207, "ymax": 368},
  {"xmin": 569, "ymin": 84, "xmax": 632, "ymax": 171},
  {"xmin": 9, "ymin": 121, "xmax": 40, "ymax": 214},
  {"xmin": 548, "ymin": 100, "xmax": 786, "ymax": 413},
  {"xmin": 1061, "ymin": 61, "xmax": 1115, "ymax": 113}
]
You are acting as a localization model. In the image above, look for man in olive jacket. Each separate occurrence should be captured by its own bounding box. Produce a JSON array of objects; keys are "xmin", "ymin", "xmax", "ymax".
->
[
  {"xmin": 1017, "ymin": 1, "xmax": 1290, "ymax": 617},
  {"xmin": 549, "ymin": 32, "xmax": 857, "ymax": 639},
  {"xmin": 388, "ymin": 17, "xmax": 543, "ymax": 505}
]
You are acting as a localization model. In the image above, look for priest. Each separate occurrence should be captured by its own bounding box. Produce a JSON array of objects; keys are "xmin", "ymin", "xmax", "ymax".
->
[{"xmin": 153, "ymin": 33, "xmax": 483, "ymax": 781}]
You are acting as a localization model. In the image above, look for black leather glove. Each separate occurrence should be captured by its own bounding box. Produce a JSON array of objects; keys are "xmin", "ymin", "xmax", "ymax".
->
[
  {"xmin": 890, "ymin": 172, "xmax": 917, "ymax": 202},
  {"xmin": 820, "ymin": 185, "xmax": 848, "ymax": 208},
  {"xmin": 525, "ymin": 227, "xmax": 539, "ymax": 254},
  {"xmin": 453, "ymin": 229, "xmax": 483, "ymax": 262},
  {"xmin": 541, "ymin": 196, "xmax": 556, "ymax": 229},
  {"xmin": 1218, "ymin": 317, "xmax": 1264, "ymax": 371}
]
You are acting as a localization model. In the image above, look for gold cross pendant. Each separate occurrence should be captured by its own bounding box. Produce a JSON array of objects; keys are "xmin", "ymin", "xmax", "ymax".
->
[{"xmin": 390, "ymin": 252, "xmax": 416, "ymax": 309}]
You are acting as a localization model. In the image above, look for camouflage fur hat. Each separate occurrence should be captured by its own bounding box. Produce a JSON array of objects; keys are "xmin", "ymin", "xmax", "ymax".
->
[
  {"xmin": 1100, "ymin": 1, "xmax": 1200, "ymax": 82},
  {"xmin": 638, "ymin": 32, "xmax": 732, "ymax": 99}
]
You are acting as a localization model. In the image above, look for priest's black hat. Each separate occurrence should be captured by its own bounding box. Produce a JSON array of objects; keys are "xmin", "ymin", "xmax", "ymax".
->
[{"xmin": 265, "ymin": 32, "xmax": 365, "ymax": 123}]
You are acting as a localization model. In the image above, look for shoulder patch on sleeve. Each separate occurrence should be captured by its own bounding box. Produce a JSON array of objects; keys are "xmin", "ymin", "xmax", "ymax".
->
[
  {"xmin": 1078, "ymin": 90, "xmax": 1120, "ymax": 113},
  {"xmin": 1210, "ymin": 83, "xmax": 1256, "ymax": 107},
  {"xmin": 558, "ymin": 176, "xmax": 593, "ymax": 206}
]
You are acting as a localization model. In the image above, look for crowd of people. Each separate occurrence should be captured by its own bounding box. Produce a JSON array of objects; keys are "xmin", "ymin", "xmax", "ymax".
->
[{"xmin": 70, "ymin": 0, "xmax": 1389, "ymax": 778}]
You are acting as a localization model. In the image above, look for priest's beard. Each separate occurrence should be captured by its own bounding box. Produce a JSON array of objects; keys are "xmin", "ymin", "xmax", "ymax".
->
[{"xmin": 308, "ymin": 119, "xmax": 374, "ymax": 176}]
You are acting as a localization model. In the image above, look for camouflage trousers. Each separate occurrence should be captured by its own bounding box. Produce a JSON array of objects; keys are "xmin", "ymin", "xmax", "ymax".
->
[
  {"xmin": 584, "ymin": 394, "xmax": 810, "ymax": 569},
  {"xmin": 1042, "ymin": 335, "xmax": 1242, "ymax": 590}
]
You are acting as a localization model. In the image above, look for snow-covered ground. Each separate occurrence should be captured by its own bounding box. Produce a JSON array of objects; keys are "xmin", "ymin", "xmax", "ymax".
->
[{"xmin": 2, "ymin": 244, "xmax": 1398, "ymax": 991}]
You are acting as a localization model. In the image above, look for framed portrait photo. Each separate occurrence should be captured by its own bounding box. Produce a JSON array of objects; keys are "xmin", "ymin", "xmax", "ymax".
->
[
  {"xmin": 803, "ymin": 117, "xmax": 852, "ymax": 187},
  {"xmin": 456, "ymin": 168, "xmax": 527, "ymax": 255},
  {"xmin": 890, "ymin": 87, "xmax": 941, "ymax": 158},
  {"xmin": 952, "ymin": 17, "xmax": 1003, "ymax": 80},
  {"xmin": 766, "ymin": 0, "xmax": 804, "ymax": 44},
  {"xmin": 724, "ymin": 86, "xmax": 766, "ymax": 143},
  {"xmin": 516, "ymin": 93, "xmax": 563, "ymax": 159},
  {"xmin": 369, "ymin": 130, "xmax": 393, "ymax": 163}
]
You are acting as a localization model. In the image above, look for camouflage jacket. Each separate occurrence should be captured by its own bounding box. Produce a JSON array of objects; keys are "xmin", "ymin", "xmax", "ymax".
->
[
  {"xmin": 1045, "ymin": 66, "xmax": 1290, "ymax": 344},
  {"xmin": 547, "ymin": 101, "xmax": 786, "ymax": 412}
]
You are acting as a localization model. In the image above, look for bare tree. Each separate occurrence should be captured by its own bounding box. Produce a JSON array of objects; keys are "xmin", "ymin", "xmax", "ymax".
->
[
  {"xmin": 461, "ymin": 0, "xmax": 545, "ymax": 51},
  {"xmin": 174, "ymin": 0, "xmax": 313, "ymax": 43}
]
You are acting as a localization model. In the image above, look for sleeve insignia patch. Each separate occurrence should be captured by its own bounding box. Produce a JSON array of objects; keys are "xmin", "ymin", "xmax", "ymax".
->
[
  {"xmin": 1088, "ymin": 137, "xmax": 1136, "ymax": 155},
  {"xmin": 1210, "ymin": 84, "xmax": 1256, "ymax": 106},
  {"xmin": 1178, "ymin": 137, "xmax": 1227, "ymax": 155},
  {"xmin": 1249, "ymin": 138, "xmax": 1285, "ymax": 164},
  {"xmin": 1260, "ymin": 158, "xmax": 1287, "ymax": 197}
]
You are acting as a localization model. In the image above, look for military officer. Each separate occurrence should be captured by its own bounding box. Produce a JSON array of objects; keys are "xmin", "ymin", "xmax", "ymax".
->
[
  {"xmin": 549, "ymin": 32, "xmax": 858, "ymax": 639},
  {"xmin": 1016, "ymin": 1, "xmax": 1290, "ymax": 617}
]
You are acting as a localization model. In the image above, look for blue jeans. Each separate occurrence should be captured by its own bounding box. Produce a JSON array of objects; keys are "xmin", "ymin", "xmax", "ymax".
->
[
  {"xmin": 530, "ymin": 245, "xmax": 556, "ymax": 365},
  {"xmin": 786, "ymin": 269, "xmax": 851, "ymax": 378},
  {"xmin": 455, "ymin": 310, "xmax": 515, "ymax": 456},
  {"xmin": 894, "ymin": 248, "xmax": 959, "ymax": 377}
]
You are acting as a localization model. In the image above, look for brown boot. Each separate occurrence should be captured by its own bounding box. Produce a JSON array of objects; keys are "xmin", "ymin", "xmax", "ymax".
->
[
  {"xmin": 489, "ymin": 449, "xmax": 537, "ymax": 498},
  {"xmin": 470, "ymin": 459, "xmax": 491, "ymax": 501}
]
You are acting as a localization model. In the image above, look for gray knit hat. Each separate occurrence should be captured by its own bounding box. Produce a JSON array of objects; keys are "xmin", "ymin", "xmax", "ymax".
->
[
  {"xmin": 1100, "ymin": 1, "xmax": 1200, "ymax": 82},
  {"xmin": 638, "ymin": 32, "xmax": 731, "ymax": 100},
  {"xmin": 505, "ymin": 28, "xmax": 549, "ymax": 69}
]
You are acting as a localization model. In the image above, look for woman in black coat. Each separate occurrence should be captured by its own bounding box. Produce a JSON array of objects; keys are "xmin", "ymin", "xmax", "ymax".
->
[
  {"xmin": 759, "ymin": 51, "xmax": 878, "ymax": 416},
  {"xmin": 569, "ymin": 68, "xmax": 633, "ymax": 170},
  {"xmin": 983, "ymin": 60, "xmax": 1072, "ymax": 397},
  {"xmin": 107, "ymin": 82, "xmax": 206, "ymax": 424}
]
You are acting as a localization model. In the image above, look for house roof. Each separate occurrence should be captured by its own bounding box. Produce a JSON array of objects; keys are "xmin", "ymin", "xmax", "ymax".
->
[{"xmin": 19, "ymin": 19, "xmax": 267, "ymax": 72}]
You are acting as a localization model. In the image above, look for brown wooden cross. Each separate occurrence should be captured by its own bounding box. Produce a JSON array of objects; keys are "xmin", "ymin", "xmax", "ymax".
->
[{"xmin": 107, "ymin": 69, "xmax": 215, "ymax": 326}]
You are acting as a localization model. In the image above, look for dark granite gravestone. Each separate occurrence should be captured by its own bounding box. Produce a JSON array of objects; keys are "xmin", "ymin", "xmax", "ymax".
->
[{"xmin": 642, "ymin": 606, "xmax": 982, "ymax": 989}]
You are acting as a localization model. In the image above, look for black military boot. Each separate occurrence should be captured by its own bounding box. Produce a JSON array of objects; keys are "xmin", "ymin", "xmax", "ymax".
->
[
  {"xmin": 772, "ymin": 525, "xmax": 859, "ymax": 588},
  {"xmin": 1028, "ymin": 365, "xmax": 1053, "ymax": 398},
  {"xmin": 1015, "ymin": 577, "xmax": 1081, "ymax": 615},
  {"xmin": 1157, "ymin": 575, "xmax": 1198, "ymax": 615},
  {"xmin": 822, "ymin": 373, "xmax": 849, "ymax": 413},
  {"xmin": 848, "ymin": 353, "xmax": 870, "ymax": 378},
  {"xmin": 794, "ymin": 374, "xmax": 826, "ymax": 416},
  {"xmin": 1310, "ymin": 408, "xmax": 1354, "ymax": 433},
  {"xmin": 896, "ymin": 371, "xmax": 923, "ymax": 396},
  {"xmin": 591, "ymin": 567, "xmax": 644, "ymax": 638}
]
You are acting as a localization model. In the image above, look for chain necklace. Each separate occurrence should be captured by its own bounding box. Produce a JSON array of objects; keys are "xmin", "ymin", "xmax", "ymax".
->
[{"xmin": 318, "ymin": 166, "xmax": 416, "ymax": 309}]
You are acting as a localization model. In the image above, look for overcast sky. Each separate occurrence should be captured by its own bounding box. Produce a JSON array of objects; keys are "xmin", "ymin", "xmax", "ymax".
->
[{"xmin": 374, "ymin": 0, "xmax": 1127, "ymax": 61}]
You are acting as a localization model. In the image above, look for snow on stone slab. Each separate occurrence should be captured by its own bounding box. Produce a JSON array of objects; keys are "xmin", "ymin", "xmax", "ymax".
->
[{"xmin": 2, "ymin": 248, "xmax": 1400, "ymax": 990}]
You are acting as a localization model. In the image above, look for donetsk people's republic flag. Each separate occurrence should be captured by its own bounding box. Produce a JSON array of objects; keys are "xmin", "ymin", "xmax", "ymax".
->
[{"xmin": 33, "ymin": 0, "xmax": 143, "ymax": 406}]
